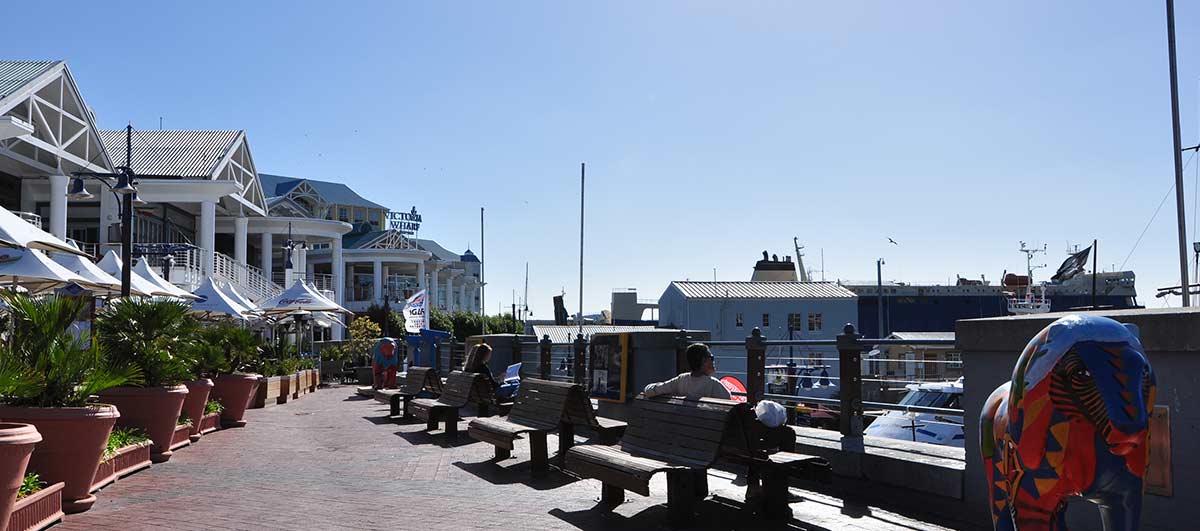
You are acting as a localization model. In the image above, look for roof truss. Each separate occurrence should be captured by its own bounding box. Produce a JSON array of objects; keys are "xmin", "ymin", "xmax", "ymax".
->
[
  {"xmin": 0, "ymin": 63, "xmax": 111, "ymax": 175},
  {"xmin": 211, "ymin": 133, "xmax": 266, "ymax": 216}
]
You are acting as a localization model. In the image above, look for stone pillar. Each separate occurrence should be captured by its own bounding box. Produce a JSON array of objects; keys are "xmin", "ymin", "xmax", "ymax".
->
[
  {"xmin": 199, "ymin": 200, "xmax": 216, "ymax": 277},
  {"xmin": 373, "ymin": 260, "xmax": 383, "ymax": 303},
  {"xmin": 234, "ymin": 217, "xmax": 248, "ymax": 265},
  {"xmin": 261, "ymin": 232, "xmax": 273, "ymax": 279},
  {"xmin": 48, "ymin": 174, "xmax": 68, "ymax": 239},
  {"xmin": 332, "ymin": 238, "xmax": 344, "ymax": 305},
  {"xmin": 459, "ymin": 282, "xmax": 467, "ymax": 314},
  {"xmin": 417, "ymin": 260, "xmax": 426, "ymax": 296},
  {"xmin": 429, "ymin": 264, "xmax": 440, "ymax": 309},
  {"xmin": 446, "ymin": 275, "xmax": 455, "ymax": 312}
]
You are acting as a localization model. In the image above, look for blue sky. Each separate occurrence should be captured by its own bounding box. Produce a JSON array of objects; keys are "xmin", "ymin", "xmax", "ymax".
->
[{"xmin": 10, "ymin": 1, "xmax": 1200, "ymax": 318}]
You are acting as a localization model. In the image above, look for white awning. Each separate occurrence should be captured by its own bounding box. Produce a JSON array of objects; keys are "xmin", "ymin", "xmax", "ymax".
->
[
  {"xmin": 0, "ymin": 247, "xmax": 99, "ymax": 293},
  {"xmin": 132, "ymin": 258, "xmax": 200, "ymax": 301},
  {"xmin": 0, "ymin": 206, "xmax": 90, "ymax": 257},
  {"xmin": 96, "ymin": 250, "xmax": 178, "ymax": 298},
  {"xmin": 255, "ymin": 279, "xmax": 350, "ymax": 315},
  {"xmin": 50, "ymin": 245, "xmax": 146, "ymax": 297},
  {"xmin": 189, "ymin": 277, "xmax": 251, "ymax": 319}
]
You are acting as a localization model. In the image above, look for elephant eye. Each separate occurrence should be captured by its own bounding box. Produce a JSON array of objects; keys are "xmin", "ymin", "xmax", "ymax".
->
[{"xmin": 1074, "ymin": 367, "xmax": 1090, "ymax": 378}]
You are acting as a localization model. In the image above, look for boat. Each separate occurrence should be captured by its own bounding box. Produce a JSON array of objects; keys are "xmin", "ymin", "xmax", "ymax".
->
[{"xmin": 863, "ymin": 378, "xmax": 964, "ymax": 447}]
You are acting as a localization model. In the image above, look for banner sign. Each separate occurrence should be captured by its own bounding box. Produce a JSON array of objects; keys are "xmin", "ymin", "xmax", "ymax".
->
[
  {"xmin": 403, "ymin": 289, "xmax": 429, "ymax": 334},
  {"xmin": 387, "ymin": 207, "xmax": 422, "ymax": 235}
]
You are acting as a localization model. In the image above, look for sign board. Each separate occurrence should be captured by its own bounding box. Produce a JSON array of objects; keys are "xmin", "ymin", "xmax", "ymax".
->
[
  {"xmin": 403, "ymin": 290, "xmax": 429, "ymax": 334},
  {"xmin": 589, "ymin": 334, "xmax": 628, "ymax": 403},
  {"xmin": 387, "ymin": 207, "xmax": 422, "ymax": 235}
]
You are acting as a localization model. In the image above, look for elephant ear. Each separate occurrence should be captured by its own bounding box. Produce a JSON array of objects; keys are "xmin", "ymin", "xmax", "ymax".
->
[{"xmin": 1123, "ymin": 323, "xmax": 1140, "ymax": 340}]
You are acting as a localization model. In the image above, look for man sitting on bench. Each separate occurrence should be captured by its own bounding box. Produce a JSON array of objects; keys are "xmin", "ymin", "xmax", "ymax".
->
[{"xmin": 643, "ymin": 343, "xmax": 731, "ymax": 401}]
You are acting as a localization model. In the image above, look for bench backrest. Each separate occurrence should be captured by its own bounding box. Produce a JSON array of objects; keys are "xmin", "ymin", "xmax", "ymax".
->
[
  {"xmin": 439, "ymin": 371, "xmax": 489, "ymax": 407},
  {"xmin": 562, "ymin": 386, "xmax": 604, "ymax": 429},
  {"xmin": 400, "ymin": 367, "xmax": 442, "ymax": 396},
  {"xmin": 619, "ymin": 396, "xmax": 751, "ymax": 468},
  {"xmin": 507, "ymin": 379, "xmax": 578, "ymax": 430}
]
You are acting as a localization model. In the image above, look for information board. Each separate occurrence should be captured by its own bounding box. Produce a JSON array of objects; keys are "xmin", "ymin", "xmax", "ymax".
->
[{"xmin": 588, "ymin": 333, "xmax": 628, "ymax": 403}]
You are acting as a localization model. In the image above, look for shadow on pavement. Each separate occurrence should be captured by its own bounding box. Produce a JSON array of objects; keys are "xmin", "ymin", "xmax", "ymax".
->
[
  {"xmin": 394, "ymin": 428, "xmax": 481, "ymax": 448},
  {"xmin": 547, "ymin": 495, "xmax": 820, "ymax": 531},
  {"xmin": 361, "ymin": 415, "xmax": 394, "ymax": 425},
  {"xmin": 343, "ymin": 395, "xmax": 371, "ymax": 401},
  {"xmin": 452, "ymin": 459, "xmax": 579, "ymax": 491}
]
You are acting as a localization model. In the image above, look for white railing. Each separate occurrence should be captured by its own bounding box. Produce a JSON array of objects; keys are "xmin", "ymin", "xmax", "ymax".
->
[
  {"xmin": 212, "ymin": 251, "xmax": 282, "ymax": 303},
  {"xmin": 15, "ymin": 211, "xmax": 41, "ymax": 229}
]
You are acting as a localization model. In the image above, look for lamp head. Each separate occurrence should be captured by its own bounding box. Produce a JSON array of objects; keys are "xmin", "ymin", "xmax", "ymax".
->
[
  {"xmin": 112, "ymin": 168, "xmax": 137, "ymax": 194},
  {"xmin": 67, "ymin": 177, "xmax": 94, "ymax": 200}
]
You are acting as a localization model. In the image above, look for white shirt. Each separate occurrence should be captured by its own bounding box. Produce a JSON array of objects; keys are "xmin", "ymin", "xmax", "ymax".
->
[{"xmin": 643, "ymin": 372, "xmax": 732, "ymax": 401}]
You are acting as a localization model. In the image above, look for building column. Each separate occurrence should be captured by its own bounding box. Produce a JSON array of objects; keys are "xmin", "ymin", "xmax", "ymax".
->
[
  {"xmin": 446, "ymin": 274, "xmax": 455, "ymax": 312},
  {"xmin": 417, "ymin": 260, "xmax": 426, "ymax": 295},
  {"xmin": 260, "ymin": 232, "xmax": 273, "ymax": 278},
  {"xmin": 331, "ymin": 238, "xmax": 344, "ymax": 340},
  {"xmin": 48, "ymin": 174, "xmax": 68, "ymax": 239},
  {"xmin": 234, "ymin": 217, "xmax": 248, "ymax": 265},
  {"xmin": 199, "ymin": 200, "xmax": 216, "ymax": 277},
  {"xmin": 428, "ymin": 264, "xmax": 440, "ymax": 309},
  {"xmin": 382, "ymin": 264, "xmax": 390, "ymax": 302},
  {"xmin": 372, "ymin": 260, "xmax": 383, "ymax": 304},
  {"xmin": 459, "ymin": 282, "xmax": 467, "ymax": 314}
]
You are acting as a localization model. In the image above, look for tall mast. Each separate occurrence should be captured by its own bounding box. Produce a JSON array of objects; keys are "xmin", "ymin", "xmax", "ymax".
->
[{"xmin": 793, "ymin": 237, "xmax": 810, "ymax": 282}]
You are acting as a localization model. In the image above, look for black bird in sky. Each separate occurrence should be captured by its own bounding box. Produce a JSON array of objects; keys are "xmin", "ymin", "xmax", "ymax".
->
[{"xmin": 888, "ymin": 238, "xmax": 899, "ymax": 245}]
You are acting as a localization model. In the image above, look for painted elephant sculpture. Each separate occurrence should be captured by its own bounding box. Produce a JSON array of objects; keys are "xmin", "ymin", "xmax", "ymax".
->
[{"xmin": 981, "ymin": 314, "xmax": 1156, "ymax": 531}]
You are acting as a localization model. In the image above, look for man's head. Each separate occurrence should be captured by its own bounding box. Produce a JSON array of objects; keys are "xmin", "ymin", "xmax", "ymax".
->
[{"xmin": 686, "ymin": 343, "xmax": 715, "ymax": 375}]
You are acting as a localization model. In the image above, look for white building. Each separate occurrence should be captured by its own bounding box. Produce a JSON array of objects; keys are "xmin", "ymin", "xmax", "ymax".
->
[{"xmin": 0, "ymin": 60, "xmax": 481, "ymax": 339}]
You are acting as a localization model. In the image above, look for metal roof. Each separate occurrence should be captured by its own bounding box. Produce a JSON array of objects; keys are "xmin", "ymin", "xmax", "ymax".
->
[
  {"xmin": 529, "ymin": 324, "xmax": 659, "ymax": 344},
  {"xmin": 668, "ymin": 281, "xmax": 857, "ymax": 300},
  {"xmin": 415, "ymin": 239, "xmax": 461, "ymax": 262},
  {"xmin": 886, "ymin": 332, "xmax": 955, "ymax": 341},
  {"xmin": 259, "ymin": 173, "xmax": 386, "ymax": 210},
  {"xmin": 0, "ymin": 60, "xmax": 58, "ymax": 100},
  {"xmin": 98, "ymin": 129, "xmax": 240, "ymax": 178}
]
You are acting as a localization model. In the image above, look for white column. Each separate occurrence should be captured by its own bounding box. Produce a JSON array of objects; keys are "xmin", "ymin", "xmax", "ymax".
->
[
  {"xmin": 382, "ymin": 264, "xmax": 390, "ymax": 301},
  {"xmin": 331, "ymin": 238, "xmax": 345, "ymax": 341},
  {"xmin": 417, "ymin": 260, "xmax": 426, "ymax": 295},
  {"xmin": 199, "ymin": 200, "xmax": 216, "ymax": 277},
  {"xmin": 48, "ymin": 174, "xmax": 69, "ymax": 239},
  {"xmin": 234, "ymin": 217, "xmax": 248, "ymax": 265},
  {"xmin": 446, "ymin": 274, "xmax": 455, "ymax": 312},
  {"xmin": 260, "ymin": 232, "xmax": 273, "ymax": 278},
  {"xmin": 429, "ymin": 264, "xmax": 440, "ymax": 309},
  {"xmin": 372, "ymin": 260, "xmax": 383, "ymax": 303},
  {"xmin": 459, "ymin": 282, "xmax": 467, "ymax": 314}
]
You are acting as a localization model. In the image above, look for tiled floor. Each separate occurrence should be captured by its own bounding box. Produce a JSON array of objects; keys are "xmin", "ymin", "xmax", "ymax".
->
[{"xmin": 52, "ymin": 386, "xmax": 956, "ymax": 530}]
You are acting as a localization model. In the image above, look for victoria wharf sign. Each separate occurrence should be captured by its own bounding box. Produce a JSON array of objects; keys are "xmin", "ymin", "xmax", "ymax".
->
[{"xmin": 387, "ymin": 207, "xmax": 422, "ymax": 235}]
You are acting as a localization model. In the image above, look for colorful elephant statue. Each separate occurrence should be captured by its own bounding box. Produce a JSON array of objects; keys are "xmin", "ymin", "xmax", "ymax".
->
[
  {"xmin": 981, "ymin": 314, "xmax": 1156, "ymax": 531},
  {"xmin": 372, "ymin": 337, "xmax": 400, "ymax": 389}
]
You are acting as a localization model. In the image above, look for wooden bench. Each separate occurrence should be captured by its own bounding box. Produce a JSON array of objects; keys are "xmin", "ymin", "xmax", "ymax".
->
[
  {"xmin": 467, "ymin": 378, "xmax": 575, "ymax": 477},
  {"xmin": 409, "ymin": 371, "xmax": 492, "ymax": 437},
  {"xmin": 564, "ymin": 396, "xmax": 751, "ymax": 526},
  {"xmin": 559, "ymin": 386, "xmax": 628, "ymax": 458},
  {"xmin": 723, "ymin": 422, "xmax": 831, "ymax": 520},
  {"xmin": 382, "ymin": 367, "xmax": 444, "ymax": 419}
]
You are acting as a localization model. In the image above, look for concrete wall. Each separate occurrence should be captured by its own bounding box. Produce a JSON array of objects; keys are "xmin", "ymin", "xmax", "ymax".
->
[{"xmin": 957, "ymin": 307, "xmax": 1199, "ymax": 531}]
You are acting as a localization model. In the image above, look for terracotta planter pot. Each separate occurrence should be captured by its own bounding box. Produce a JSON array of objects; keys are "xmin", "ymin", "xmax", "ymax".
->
[
  {"xmin": 210, "ymin": 374, "xmax": 259, "ymax": 427},
  {"xmin": 182, "ymin": 379, "xmax": 213, "ymax": 442},
  {"xmin": 0, "ymin": 405, "xmax": 117, "ymax": 514},
  {"xmin": 0, "ymin": 423, "xmax": 41, "ymax": 531},
  {"xmin": 278, "ymin": 375, "xmax": 291, "ymax": 404},
  {"xmin": 96, "ymin": 386, "xmax": 188, "ymax": 464},
  {"xmin": 7, "ymin": 481, "xmax": 63, "ymax": 531},
  {"xmin": 198, "ymin": 412, "xmax": 220, "ymax": 435},
  {"xmin": 91, "ymin": 442, "xmax": 150, "ymax": 493}
]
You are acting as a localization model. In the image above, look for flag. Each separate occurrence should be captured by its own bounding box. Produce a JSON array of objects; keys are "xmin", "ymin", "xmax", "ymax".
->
[
  {"xmin": 1051, "ymin": 246, "xmax": 1091, "ymax": 282},
  {"xmin": 403, "ymin": 289, "xmax": 429, "ymax": 334}
]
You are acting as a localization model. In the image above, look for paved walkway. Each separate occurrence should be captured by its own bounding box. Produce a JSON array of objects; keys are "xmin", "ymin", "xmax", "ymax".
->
[{"xmin": 55, "ymin": 386, "xmax": 954, "ymax": 531}]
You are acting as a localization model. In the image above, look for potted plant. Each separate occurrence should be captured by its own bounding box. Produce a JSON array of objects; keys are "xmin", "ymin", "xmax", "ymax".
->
[
  {"xmin": 197, "ymin": 400, "xmax": 222, "ymax": 436},
  {"xmin": 92, "ymin": 427, "xmax": 150, "ymax": 492},
  {"xmin": 0, "ymin": 293, "xmax": 138, "ymax": 513},
  {"xmin": 203, "ymin": 325, "xmax": 262, "ymax": 427},
  {"xmin": 181, "ymin": 325, "xmax": 227, "ymax": 441},
  {"xmin": 0, "ymin": 423, "xmax": 40, "ymax": 530},
  {"xmin": 95, "ymin": 298, "xmax": 197, "ymax": 463},
  {"xmin": 8, "ymin": 473, "xmax": 63, "ymax": 531}
]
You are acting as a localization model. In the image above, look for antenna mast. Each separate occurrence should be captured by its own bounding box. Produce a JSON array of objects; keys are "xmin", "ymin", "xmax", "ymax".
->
[
  {"xmin": 1019, "ymin": 241, "xmax": 1047, "ymax": 282},
  {"xmin": 794, "ymin": 237, "xmax": 811, "ymax": 282}
]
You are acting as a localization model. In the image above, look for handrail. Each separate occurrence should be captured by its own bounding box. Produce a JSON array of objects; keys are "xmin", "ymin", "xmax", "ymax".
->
[{"xmin": 763, "ymin": 393, "xmax": 964, "ymax": 417}]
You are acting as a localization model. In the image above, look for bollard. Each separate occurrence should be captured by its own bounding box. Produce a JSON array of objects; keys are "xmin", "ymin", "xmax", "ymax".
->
[
  {"xmin": 836, "ymin": 323, "xmax": 865, "ymax": 452},
  {"xmin": 573, "ymin": 334, "xmax": 587, "ymax": 387},
  {"xmin": 675, "ymin": 329, "xmax": 691, "ymax": 374},
  {"xmin": 745, "ymin": 328, "xmax": 766, "ymax": 406},
  {"xmin": 539, "ymin": 335, "xmax": 552, "ymax": 379}
]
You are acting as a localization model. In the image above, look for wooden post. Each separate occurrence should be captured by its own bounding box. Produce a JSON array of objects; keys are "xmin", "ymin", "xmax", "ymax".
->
[
  {"xmin": 539, "ymin": 334, "xmax": 552, "ymax": 379},
  {"xmin": 573, "ymin": 334, "xmax": 587, "ymax": 386},
  {"xmin": 530, "ymin": 431, "xmax": 549, "ymax": 477},
  {"xmin": 675, "ymin": 329, "xmax": 690, "ymax": 374},
  {"xmin": 836, "ymin": 323, "xmax": 865, "ymax": 451},
  {"xmin": 745, "ymin": 328, "xmax": 766, "ymax": 406}
]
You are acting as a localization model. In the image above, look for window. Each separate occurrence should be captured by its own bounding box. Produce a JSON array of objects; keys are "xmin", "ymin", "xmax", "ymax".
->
[
  {"xmin": 353, "ymin": 208, "xmax": 364, "ymax": 223},
  {"xmin": 808, "ymin": 313, "xmax": 823, "ymax": 332},
  {"xmin": 947, "ymin": 351, "xmax": 962, "ymax": 369},
  {"xmin": 787, "ymin": 313, "xmax": 802, "ymax": 331},
  {"xmin": 338, "ymin": 207, "xmax": 349, "ymax": 222},
  {"xmin": 369, "ymin": 210, "xmax": 381, "ymax": 228},
  {"xmin": 761, "ymin": 313, "xmax": 770, "ymax": 327},
  {"xmin": 735, "ymin": 313, "xmax": 744, "ymax": 328}
]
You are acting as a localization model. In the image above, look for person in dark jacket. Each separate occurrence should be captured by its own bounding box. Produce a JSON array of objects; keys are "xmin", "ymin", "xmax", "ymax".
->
[{"xmin": 462, "ymin": 343, "xmax": 499, "ymax": 391}]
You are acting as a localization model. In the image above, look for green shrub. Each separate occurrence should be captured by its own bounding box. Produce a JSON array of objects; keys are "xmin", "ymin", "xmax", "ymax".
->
[
  {"xmin": 204, "ymin": 399, "xmax": 224, "ymax": 415},
  {"xmin": 96, "ymin": 298, "xmax": 198, "ymax": 387},
  {"xmin": 104, "ymin": 427, "xmax": 150, "ymax": 457},
  {"xmin": 17, "ymin": 473, "xmax": 42, "ymax": 499}
]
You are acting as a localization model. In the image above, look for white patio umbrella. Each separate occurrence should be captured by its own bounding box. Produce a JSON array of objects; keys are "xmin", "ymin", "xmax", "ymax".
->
[
  {"xmin": 50, "ymin": 245, "xmax": 147, "ymax": 297},
  {"xmin": 132, "ymin": 258, "xmax": 200, "ymax": 301},
  {"xmin": 255, "ymin": 279, "xmax": 351, "ymax": 316},
  {"xmin": 189, "ymin": 277, "xmax": 251, "ymax": 319},
  {"xmin": 0, "ymin": 247, "xmax": 100, "ymax": 293},
  {"xmin": 96, "ymin": 250, "xmax": 176, "ymax": 298},
  {"xmin": 0, "ymin": 206, "xmax": 90, "ymax": 256},
  {"xmin": 216, "ymin": 280, "xmax": 259, "ymax": 315}
]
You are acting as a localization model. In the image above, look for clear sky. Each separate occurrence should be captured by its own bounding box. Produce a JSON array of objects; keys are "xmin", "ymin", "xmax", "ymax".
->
[{"xmin": 10, "ymin": 1, "xmax": 1200, "ymax": 318}]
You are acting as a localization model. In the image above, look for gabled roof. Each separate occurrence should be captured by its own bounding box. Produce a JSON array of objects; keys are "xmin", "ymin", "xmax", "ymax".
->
[
  {"xmin": 530, "ymin": 324, "xmax": 659, "ymax": 343},
  {"xmin": 414, "ymin": 238, "xmax": 461, "ymax": 261},
  {"xmin": 667, "ymin": 281, "xmax": 857, "ymax": 300},
  {"xmin": 259, "ymin": 173, "xmax": 385, "ymax": 210},
  {"xmin": 99, "ymin": 129, "xmax": 240, "ymax": 178},
  {"xmin": 460, "ymin": 249, "xmax": 480, "ymax": 263},
  {"xmin": 0, "ymin": 61, "xmax": 59, "ymax": 100}
]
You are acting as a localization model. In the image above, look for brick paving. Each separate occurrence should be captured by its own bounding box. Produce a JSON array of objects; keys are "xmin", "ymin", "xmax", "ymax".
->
[{"xmin": 53, "ymin": 386, "xmax": 954, "ymax": 531}]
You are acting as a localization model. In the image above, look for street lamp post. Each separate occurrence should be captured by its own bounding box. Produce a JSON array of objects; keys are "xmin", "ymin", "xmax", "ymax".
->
[{"xmin": 68, "ymin": 125, "xmax": 138, "ymax": 297}]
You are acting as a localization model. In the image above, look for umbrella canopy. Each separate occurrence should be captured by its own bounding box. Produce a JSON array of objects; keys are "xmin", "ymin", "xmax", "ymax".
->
[
  {"xmin": 96, "ymin": 250, "xmax": 177, "ymax": 298},
  {"xmin": 256, "ymin": 279, "xmax": 351, "ymax": 316},
  {"xmin": 0, "ymin": 206, "xmax": 90, "ymax": 257},
  {"xmin": 0, "ymin": 247, "xmax": 99, "ymax": 293},
  {"xmin": 132, "ymin": 258, "xmax": 201, "ymax": 301},
  {"xmin": 189, "ymin": 277, "xmax": 251, "ymax": 319},
  {"xmin": 51, "ymin": 247, "xmax": 147, "ymax": 297},
  {"xmin": 217, "ymin": 280, "xmax": 259, "ymax": 313}
]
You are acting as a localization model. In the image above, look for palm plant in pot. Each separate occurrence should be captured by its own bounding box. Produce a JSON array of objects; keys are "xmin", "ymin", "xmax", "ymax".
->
[
  {"xmin": 202, "ymin": 324, "xmax": 262, "ymax": 427},
  {"xmin": 181, "ymin": 323, "xmax": 229, "ymax": 442},
  {"xmin": 95, "ymin": 298, "xmax": 197, "ymax": 463},
  {"xmin": 0, "ymin": 292, "xmax": 139, "ymax": 514}
]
